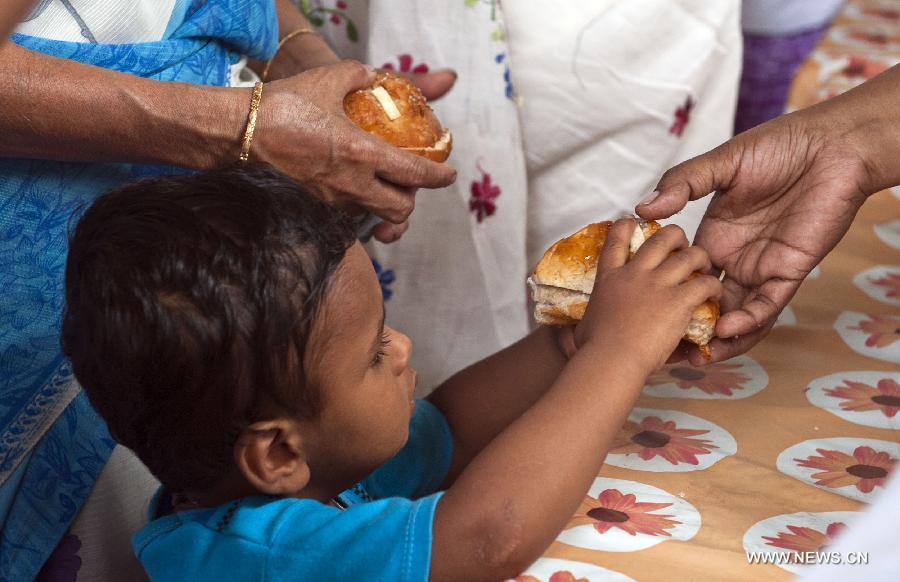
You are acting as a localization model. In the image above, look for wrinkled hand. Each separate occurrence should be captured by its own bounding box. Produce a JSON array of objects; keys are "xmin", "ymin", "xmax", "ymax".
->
[
  {"xmin": 255, "ymin": 60, "xmax": 456, "ymax": 242},
  {"xmin": 637, "ymin": 112, "xmax": 870, "ymax": 364}
]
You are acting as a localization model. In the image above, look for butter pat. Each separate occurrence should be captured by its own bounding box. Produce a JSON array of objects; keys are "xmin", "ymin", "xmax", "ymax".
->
[{"xmin": 371, "ymin": 86, "xmax": 401, "ymax": 120}]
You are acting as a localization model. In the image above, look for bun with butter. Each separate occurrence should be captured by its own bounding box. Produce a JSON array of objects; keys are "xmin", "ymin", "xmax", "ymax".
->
[
  {"xmin": 527, "ymin": 220, "xmax": 719, "ymax": 356},
  {"xmin": 343, "ymin": 73, "xmax": 452, "ymax": 162}
]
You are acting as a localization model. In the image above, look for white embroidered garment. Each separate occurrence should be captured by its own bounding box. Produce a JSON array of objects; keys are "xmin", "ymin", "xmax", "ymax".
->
[
  {"xmin": 16, "ymin": 0, "xmax": 179, "ymax": 43},
  {"xmin": 316, "ymin": 0, "xmax": 742, "ymax": 392},
  {"xmin": 503, "ymin": 0, "xmax": 743, "ymax": 268},
  {"xmin": 318, "ymin": 0, "xmax": 531, "ymax": 393}
]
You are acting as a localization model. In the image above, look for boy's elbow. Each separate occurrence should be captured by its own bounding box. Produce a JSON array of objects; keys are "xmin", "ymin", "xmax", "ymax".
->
[{"xmin": 431, "ymin": 503, "xmax": 543, "ymax": 581}]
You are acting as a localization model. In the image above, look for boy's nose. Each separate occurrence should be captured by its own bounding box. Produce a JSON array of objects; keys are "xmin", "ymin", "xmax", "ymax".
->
[{"xmin": 389, "ymin": 327, "xmax": 412, "ymax": 371}]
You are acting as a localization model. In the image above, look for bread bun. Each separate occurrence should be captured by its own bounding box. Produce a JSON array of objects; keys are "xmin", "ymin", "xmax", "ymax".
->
[
  {"xmin": 343, "ymin": 73, "xmax": 452, "ymax": 162},
  {"xmin": 528, "ymin": 220, "xmax": 719, "ymax": 355}
]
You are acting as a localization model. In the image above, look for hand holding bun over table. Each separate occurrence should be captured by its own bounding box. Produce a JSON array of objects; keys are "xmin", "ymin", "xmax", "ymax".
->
[{"xmin": 529, "ymin": 218, "xmax": 722, "ymax": 367}]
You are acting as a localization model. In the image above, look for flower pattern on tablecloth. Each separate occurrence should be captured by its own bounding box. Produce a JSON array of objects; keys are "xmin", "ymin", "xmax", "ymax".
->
[
  {"xmin": 834, "ymin": 311, "xmax": 900, "ymax": 364},
  {"xmin": 874, "ymin": 218, "xmax": 900, "ymax": 248},
  {"xmin": 556, "ymin": 478, "xmax": 700, "ymax": 552},
  {"xmin": 743, "ymin": 511, "xmax": 859, "ymax": 575},
  {"xmin": 777, "ymin": 437, "xmax": 900, "ymax": 502},
  {"xmin": 764, "ymin": 521, "xmax": 847, "ymax": 552},
  {"xmin": 567, "ymin": 488, "xmax": 680, "ymax": 537},
  {"xmin": 606, "ymin": 408, "xmax": 736, "ymax": 472},
  {"xmin": 515, "ymin": 571, "xmax": 587, "ymax": 582},
  {"xmin": 612, "ymin": 417, "xmax": 716, "ymax": 465},
  {"xmin": 826, "ymin": 378, "xmax": 900, "ymax": 417},
  {"xmin": 512, "ymin": 558, "xmax": 635, "ymax": 582},
  {"xmin": 643, "ymin": 356, "xmax": 768, "ymax": 399},
  {"xmin": 853, "ymin": 265, "xmax": 900, "ymax": 306}
]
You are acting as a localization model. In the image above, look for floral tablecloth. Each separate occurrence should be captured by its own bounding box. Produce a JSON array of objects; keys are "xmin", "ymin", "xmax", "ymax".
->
[{"xmin": 521, "ymin": 1, "xmax": 900, "ymax": 580}]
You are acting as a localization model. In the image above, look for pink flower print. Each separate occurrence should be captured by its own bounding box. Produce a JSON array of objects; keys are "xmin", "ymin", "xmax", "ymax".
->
[
  {"xmin": 669, "ymin": 96, "xmax": 694, "ymax": 137},
  {"xmin": 381, "ymin": 54, "xmax": 430, "ymax": 74},
  {"xmin": 336, "ymin": 0, "xmax": 348, "ymax": 8},
  {"xmin": 469, "ymin": 162, "xmax": 501, "ymax": 223}
]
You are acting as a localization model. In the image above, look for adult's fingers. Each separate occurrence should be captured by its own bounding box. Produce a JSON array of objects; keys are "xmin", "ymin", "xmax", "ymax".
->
[
  {"xmin": 635, "ymin": 141, "xmax": 738, "ymax": 220},
  {"xmin": 399, "ymin": 69, "xmax": 457, "ymax": 101},
  {"xmin": 327, "ymin": 59, "xmax": 376, "ymax": 98},
  {"xmin": 374, "ymin": 144, "xmax": 457, "ymax": 190},
  {"xmin": 715, "ymin": 277, "xmax": 800, "ymax": 338},
  {"xmin": 688, "ymin": 320, "xmax": 774, "ymax": 365},
  {"xmin": 598, "ymin": 218, "xmax": 635, "ymax": 271},
  {"xmin": 666, "ymin": 341, "xmax": 692, "ymax": 365},
  {"xmin": 631, "ymin": 224, "xmax": 689, "ymax": 270},
  {"xmin": 354, "ymin": 178, "xmax": 417, "ymax": 224},
  {"xmin": 372, "ymin": 220, "xmax": 409, "ymax": 244}
]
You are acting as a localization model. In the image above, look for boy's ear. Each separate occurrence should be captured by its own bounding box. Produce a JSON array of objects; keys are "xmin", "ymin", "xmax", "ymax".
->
[{"xmin": 234, "ymin": 419, "xmax": 310, "ymax": 496}]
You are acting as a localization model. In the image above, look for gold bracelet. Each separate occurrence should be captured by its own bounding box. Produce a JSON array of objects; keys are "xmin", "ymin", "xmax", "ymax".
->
[
  {"xmin": 261, "ymin": 27, "xmax": 318, "ymax": 82},
  {"xmin": 239, "ymin": 81, "xmax": 264, "ymax": 162}
]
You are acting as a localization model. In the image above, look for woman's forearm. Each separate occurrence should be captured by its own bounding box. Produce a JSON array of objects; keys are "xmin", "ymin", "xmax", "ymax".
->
[{"xmin": 0, "ymin": 43, "xmax": 246, "ymax": 169}]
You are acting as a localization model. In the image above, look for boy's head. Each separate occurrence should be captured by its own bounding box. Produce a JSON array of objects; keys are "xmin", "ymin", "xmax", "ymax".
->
[{"xmin": 63, "ymin": 163, "xmax": 417, "ymax": 503}]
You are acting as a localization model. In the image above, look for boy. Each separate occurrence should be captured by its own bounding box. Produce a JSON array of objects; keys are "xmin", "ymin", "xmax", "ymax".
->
[{"xmin": 62, "ymin": 163, "xmax": 720, "ymax": 581}]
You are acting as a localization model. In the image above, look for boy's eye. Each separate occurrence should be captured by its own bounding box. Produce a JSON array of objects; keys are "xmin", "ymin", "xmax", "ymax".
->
[{"xmin": 371, "ymin": 330, "xmax": 391, "ymax": 366}]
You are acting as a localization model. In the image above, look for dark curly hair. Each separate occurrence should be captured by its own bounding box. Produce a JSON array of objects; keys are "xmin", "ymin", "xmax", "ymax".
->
[{"xmin": 62, "ymin": 163, "xmax": 357, "ymax": 492}]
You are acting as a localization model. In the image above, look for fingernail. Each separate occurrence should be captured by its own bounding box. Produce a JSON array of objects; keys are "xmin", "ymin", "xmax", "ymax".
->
[{"xmin": 638, "ymin": 190, "xmax": 660, "ymax": 206}]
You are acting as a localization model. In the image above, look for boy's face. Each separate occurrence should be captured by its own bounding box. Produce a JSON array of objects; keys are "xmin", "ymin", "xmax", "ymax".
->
[{"xmin": 303, "ymin": 242, "xmax": 417, "ymax": 492}]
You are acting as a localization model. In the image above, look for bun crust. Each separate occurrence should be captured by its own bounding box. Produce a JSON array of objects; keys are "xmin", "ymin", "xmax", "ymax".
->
[
  {"xmin": 343, "ymin": 73, "xmax": 452, "ymax": 162},
  {"xmin": 529, "ymin": 220, "xmax": 719, "ymax": 352}
]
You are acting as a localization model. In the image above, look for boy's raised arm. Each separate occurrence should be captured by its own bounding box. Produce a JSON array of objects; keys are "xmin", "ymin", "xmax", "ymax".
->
[{"xmin": 427, "ymin": 219, "xmax": 721, "ymax": 582}]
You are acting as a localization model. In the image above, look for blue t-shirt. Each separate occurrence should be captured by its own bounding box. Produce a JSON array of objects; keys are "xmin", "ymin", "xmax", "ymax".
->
[{"xmin": 134, "ymin": 400, "xmax": 453, "ymax": 581}]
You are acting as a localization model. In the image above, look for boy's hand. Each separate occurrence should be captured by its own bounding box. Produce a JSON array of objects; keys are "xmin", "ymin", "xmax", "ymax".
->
[{"xmin": 575, "ymin": 219, "xmax": 722, "ymax": 373}]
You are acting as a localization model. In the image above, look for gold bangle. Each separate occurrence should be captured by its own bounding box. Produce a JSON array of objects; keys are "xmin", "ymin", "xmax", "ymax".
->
[
  {"xmin": 239, "ymin": 82, "xmax": 264, "ymax": 162},
  {"xmin": 261, "ymin": 27, "xmax": 318, "ymax": 82}
]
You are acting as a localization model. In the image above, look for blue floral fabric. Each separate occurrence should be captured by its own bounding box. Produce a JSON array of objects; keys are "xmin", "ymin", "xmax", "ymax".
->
[{"xmin": 0, "ymin": 2, "xmax": 277, "ymax": 580}]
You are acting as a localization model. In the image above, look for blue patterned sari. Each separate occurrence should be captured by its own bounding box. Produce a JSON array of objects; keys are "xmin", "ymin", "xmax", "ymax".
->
[{"xmin": 0, "ymin": 2, "xmax": 277, "ymax": 578}]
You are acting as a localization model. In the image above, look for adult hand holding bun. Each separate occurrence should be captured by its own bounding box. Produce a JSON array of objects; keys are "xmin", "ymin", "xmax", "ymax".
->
[
  {"xmin": 344, "ymin": 73, "xmax": 452, "ymax": 162},
  {"xmin": 528, "ymin": 219, "xmax": 720, "ymax": 357},
  {"xmin": 254, "ymin": 62, "xmax": 456, "ymax": 244}
]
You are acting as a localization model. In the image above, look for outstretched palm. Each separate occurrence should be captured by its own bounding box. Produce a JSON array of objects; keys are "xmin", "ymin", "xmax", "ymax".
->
[{"xmin": 640, "ymin": 114, "xmax": 870, "ymax": 362}]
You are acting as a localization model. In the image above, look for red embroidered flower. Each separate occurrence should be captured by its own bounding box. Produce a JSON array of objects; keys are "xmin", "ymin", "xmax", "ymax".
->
[
  {"xmin": 381, "ymin": 54, "xmax": 429, "ymax": 74},
  {"xmin": 611, "ymin": 415, "xmax": 717, "ymax": 465},
  {"xmin": 795, "ymin": 446, "xmax": 896, "ymax": 493},
  {"xmin": 470, "ymin": 162, "xmax": 501, "ymax": 223},
  {"xmin": 567, "ymin": 488, "xmax": 680, "ymax": 537},
  {"xmin": 825, "ymin": 378, "xmax": 900, "ymax": 418},
  {"xmin": 669, "ymin": 96, "xmax": 694, "ymax": 137}
]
